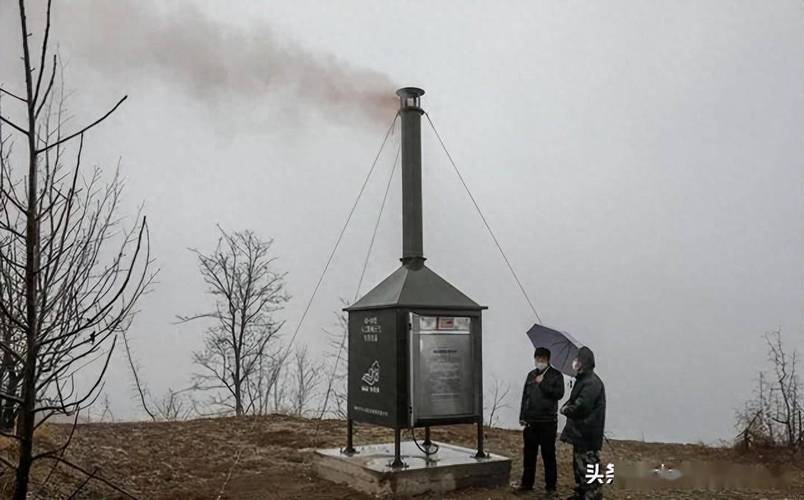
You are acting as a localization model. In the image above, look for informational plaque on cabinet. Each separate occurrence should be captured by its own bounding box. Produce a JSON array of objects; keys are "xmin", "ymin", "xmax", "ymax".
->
[{"xmin": 411, "ymin": 314, "xmax": 475, "ymax": 420}]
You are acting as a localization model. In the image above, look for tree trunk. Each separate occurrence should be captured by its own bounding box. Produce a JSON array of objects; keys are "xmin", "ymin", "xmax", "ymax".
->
[
  {"xmin": 234, "ymin": 364, "xmax": 243, "ymax": 416},
  {"xmin": 14, "ymin": 350, "xmax": 37, "ymax": 500},
  {"xmin": 14, "ymin": 0, "xmax": 41, "ymax": 496}
]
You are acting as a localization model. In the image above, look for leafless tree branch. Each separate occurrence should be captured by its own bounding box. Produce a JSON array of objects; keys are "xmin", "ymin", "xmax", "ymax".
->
[{"xmin": 182, "ymin": 227, "xmax": 289, "ymax": 416}]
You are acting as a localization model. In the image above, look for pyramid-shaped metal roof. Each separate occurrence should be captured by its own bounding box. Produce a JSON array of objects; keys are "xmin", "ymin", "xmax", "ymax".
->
[{"xmin": 345, "ymin": 263, "xmax": 485, "ymax": 311}]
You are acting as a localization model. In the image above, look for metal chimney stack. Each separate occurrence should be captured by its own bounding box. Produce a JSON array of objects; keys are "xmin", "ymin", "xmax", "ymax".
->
[
  {"xmin": 344, "ymin": 87, "xmax": 488, "ymax": 468},
  {"xmin": 396, "ymin": 87, "xmax": 426, "ymax": 269}
]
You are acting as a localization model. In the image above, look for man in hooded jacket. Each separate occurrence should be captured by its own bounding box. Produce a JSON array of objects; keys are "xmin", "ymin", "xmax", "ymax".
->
[{"xmin": 560, "ymin": 346, "xmax": 606, "ymax": 500}]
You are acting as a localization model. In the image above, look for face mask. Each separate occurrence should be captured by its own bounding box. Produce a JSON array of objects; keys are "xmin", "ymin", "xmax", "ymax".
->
[
  {"xmin": 534, "ymin": 361, "xmax": 548, "ymax": 371},
  {"xmin": 572, "ymin": 360, "xmax": 581, "ymax": 373}
]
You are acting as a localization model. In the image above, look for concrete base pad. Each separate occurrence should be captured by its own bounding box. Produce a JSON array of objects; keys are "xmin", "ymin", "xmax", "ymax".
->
[{"xmin": 313, "ymin": 441, "xmax": 511, "ymax": 497}]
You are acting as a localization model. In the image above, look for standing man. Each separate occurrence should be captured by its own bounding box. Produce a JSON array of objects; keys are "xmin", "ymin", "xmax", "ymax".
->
[
  {"xmin": 516, "ymin": 347, "xmax": 565, "ymax": 496},
  {"xmin": 560, "ymin": 346, "xmax": 606, "ymax": 500}
]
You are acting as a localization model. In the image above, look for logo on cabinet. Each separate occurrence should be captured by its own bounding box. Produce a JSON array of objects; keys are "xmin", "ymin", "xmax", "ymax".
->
[{"xmin": 361, "ymin": 360, "xmax": 380, "ymax": 393}]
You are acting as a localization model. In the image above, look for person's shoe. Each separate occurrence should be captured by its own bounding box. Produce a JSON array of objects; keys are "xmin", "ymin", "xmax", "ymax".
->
[
  {"xmin": 564, "ymin": 487, "xmax": 584, "ymax": 500},
  {"xmin": 511, "ymin": 483, "xmax": 534, "ymax": 495},
  {"xmin": 543, "ymin": 487, "xmax": 557, "ymax": 498}
]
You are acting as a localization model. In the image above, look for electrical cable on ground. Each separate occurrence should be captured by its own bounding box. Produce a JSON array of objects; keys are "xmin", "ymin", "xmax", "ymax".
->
[
  {"xmin": 410, "ymin": 427, "xmax": 439, "ymax": 456},
  {"xmin": 424, "ymin": 112, "xmax": 543, "ymax": 325}
]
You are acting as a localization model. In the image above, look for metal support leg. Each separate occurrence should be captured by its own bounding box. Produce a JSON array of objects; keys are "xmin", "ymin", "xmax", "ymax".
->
[
  {"xmin": 475, "ymin": 420, "xmax": 488, "ymax": 458},
  {"xmin": 343, "ymin": 418, "xmax": 356, "ymax": 455},
  {"xmin": 390, "ymin": 427, "xmax": 406, "ymax": 468}
]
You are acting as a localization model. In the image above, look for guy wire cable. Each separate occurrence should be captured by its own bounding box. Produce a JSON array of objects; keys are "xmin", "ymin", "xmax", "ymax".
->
[
  {"xmin": 316, "ymin": 132, "xmax": 401, "ymax": 431},
  {"xmin": 424, "ymin": 112, "xmax": 543, "ymax": 324},
  {"xmin": 280, "ymin": 112, "xmax": 399, "ymax": 364}
]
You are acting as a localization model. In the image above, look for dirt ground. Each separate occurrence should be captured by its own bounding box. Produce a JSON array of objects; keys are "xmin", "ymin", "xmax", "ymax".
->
[{"xmin": 1, "ymin": 415, "xmax": 802, "ymax": 499}]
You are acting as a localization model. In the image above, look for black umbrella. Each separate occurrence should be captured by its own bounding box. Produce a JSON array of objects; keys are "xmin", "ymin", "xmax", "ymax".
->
[{"xmin": 526, "ymin": 323, "xmax": 583, "ymax": 377}]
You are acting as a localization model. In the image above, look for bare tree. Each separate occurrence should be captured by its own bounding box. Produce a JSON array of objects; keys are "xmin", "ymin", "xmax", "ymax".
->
[
  {"xmin": 736, "ymin": 328, "xmax": 803, "ymax": 451},
  {"xmin": 317, "ymin": 302, "xmax": 349, "ymax": 420},
  {"xmin": 121, "ymin": 329, "xmax": 157, "ymax": 421},
  {"xmin": 289, "ymin": 345, "xmax": 320, "ymax": 417},
  {"xmin": 152, "ymin": 387, "xmax": 195, "ymax": 421},
  {"xmin": 763, "ymin": 329, "xmax": 802, "ymax": 449},
  {"xmin": 92, "ymin": 394, "xmax": 114, "ymax": 424},
  {"xmin": 124, "ymin": 349, "xmax": 198, "ymax": 422},
  {"xmin": 0, "ymin": 2, "xmax": 153, "ymax": 498},
  {"xmin": 246, "ymin": 346, "xmax": 285, "ymax": 416},
  {"xmin": 0, "ymin": 85, "xmax": 25, "ymax": 434},
  {"xmin": 484, "ymin": 374, "xmax": 511, "ymax": 428},
  {"xmin": 271, "ymin": 365, "xmax": 288, "ymax": 414},
  {"xmin": 121, "ymin": 328, "xmax": 198, "ymax": 421},
  {"xmin": 0, "ymin": 237, "xmax": 23, "ymax": 432},
  {"xmin": 179, "ymin": 227, "xmax": 288, "ymax": 416}
]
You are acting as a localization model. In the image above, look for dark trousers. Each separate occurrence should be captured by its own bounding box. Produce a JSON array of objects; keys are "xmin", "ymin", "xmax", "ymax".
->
[
  {"xmin": 520, "ymin": 420, "xmax": 558, "ymax": 490},
  {"xmin": 572, "ymin": 446, "xmax": 603, "ymax": 499}
]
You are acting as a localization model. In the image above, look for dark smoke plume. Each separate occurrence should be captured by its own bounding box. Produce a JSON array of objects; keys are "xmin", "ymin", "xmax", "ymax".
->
[{"xmin": 54, "ymin": 1, "xmax": 398, "ymax": 124}]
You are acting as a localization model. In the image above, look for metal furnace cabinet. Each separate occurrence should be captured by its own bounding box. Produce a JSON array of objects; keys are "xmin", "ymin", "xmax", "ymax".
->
[
  {"xmin": 344, "ymin": 262, "xmax": 487, "ymax": 466},
  {"xmin": 346, "ymin": 307, "xmax": 483, "ymax": 429},
  {"xmin": 342, "ymin": 87, "xmax": 488, "ymax": 467}
]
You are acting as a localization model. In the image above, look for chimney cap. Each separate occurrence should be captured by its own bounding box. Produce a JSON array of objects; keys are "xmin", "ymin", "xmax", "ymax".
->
[{"xmin": 396, "ymin": 87, "xmax": 425, "ymax": 98}]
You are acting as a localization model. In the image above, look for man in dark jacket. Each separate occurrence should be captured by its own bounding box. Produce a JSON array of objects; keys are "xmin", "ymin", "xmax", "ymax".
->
[
  {"xmin": 516, "ymin": 347, "xmax": 565, "ymax": 495},
  {"xmin": 560, "ymin": 346, "xmax": 606, "ymax": 500}
]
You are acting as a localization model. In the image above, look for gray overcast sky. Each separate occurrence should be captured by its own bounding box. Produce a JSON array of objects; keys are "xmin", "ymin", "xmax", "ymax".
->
[{"xmin": 1, "ymin": 0, "xmax": 801, "ymax": 443}]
